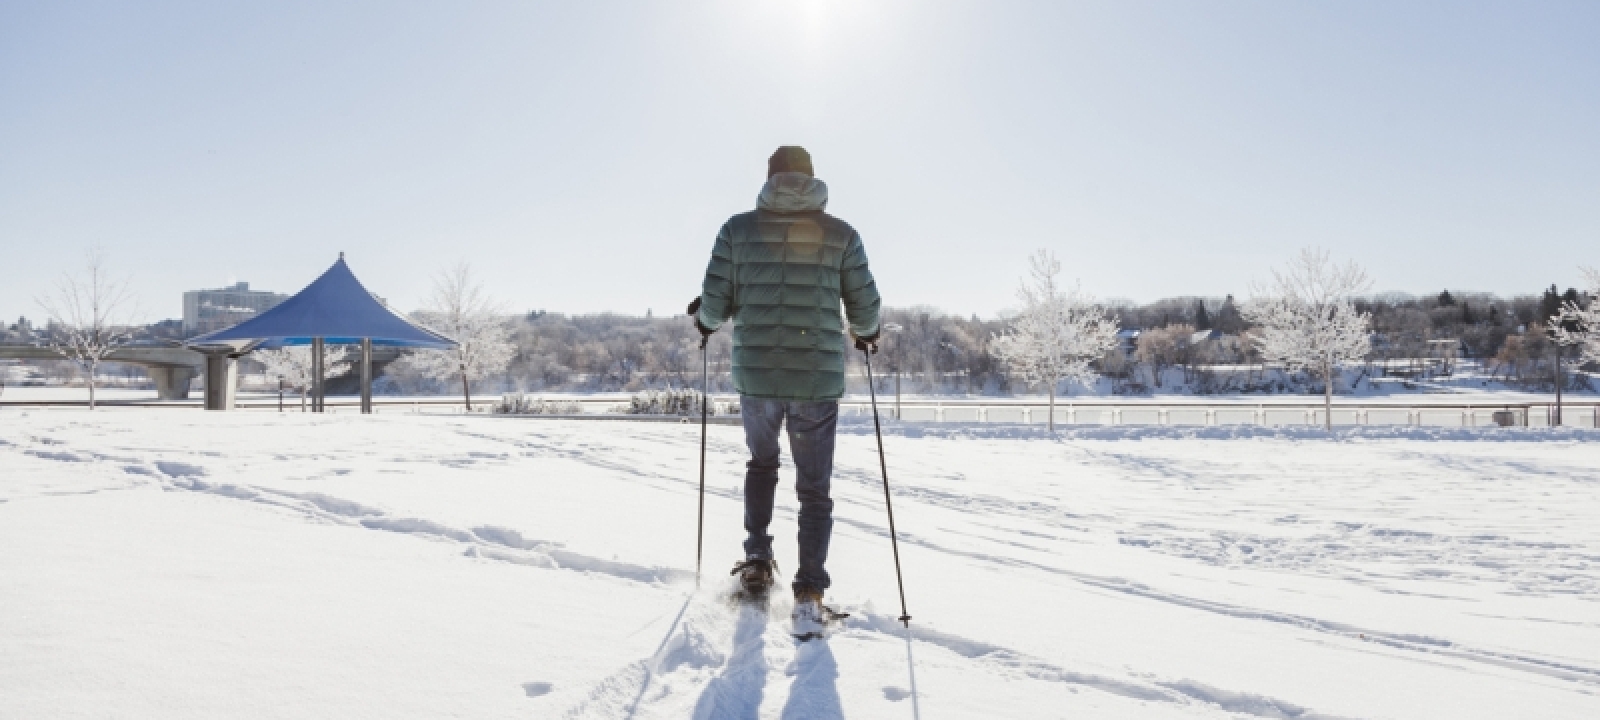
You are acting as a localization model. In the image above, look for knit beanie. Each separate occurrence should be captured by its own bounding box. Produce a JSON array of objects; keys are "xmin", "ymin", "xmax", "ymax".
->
[{"xmin": 767, "ymin": 146, "xmax": 814, "ymax": 177}]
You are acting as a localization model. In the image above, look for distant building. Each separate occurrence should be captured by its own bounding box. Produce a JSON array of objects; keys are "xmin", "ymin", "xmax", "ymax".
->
[
  {"xmin": 182, "ymin": 282, "xmax": 288, "ymax": 337},
  {"xmin": 1114, "ymin": 328, "xmax": 1142, "ymax": 355}
]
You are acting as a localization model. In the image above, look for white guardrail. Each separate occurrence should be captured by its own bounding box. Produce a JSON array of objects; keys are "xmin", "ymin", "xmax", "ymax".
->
[
  {"xmin": 258, "ymin": 396, "xmax": 1600, "ymax": 428},
  {"xmin": 837, "ymin": 400, "xmax": 1598, "ymax": 429},
  {"xmin": 8, "ymin": 394, "xmax": 1598, "ymax": 429}
]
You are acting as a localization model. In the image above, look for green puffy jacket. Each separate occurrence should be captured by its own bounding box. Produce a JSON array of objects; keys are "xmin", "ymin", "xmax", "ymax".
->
[{"xmin": 697, "ymin": 172, "xmax": 881, "ymax": 401}]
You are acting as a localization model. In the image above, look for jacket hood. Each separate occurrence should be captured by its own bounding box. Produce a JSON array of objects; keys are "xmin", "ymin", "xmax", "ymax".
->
[{"xmin": 757, "ymin": 172, "xmax": 828, "ymax": 213}]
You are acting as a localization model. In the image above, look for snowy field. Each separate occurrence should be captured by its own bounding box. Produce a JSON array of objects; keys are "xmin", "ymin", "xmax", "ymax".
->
[{"xmin": 3, "ymin": 411, "xmax": 1599, "ymax": 719}]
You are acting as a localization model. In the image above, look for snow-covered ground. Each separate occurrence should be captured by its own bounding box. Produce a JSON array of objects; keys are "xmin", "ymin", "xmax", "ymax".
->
[{"xmin": 2, "ymin": 410, "xmax": 1598, "ymax": 719}]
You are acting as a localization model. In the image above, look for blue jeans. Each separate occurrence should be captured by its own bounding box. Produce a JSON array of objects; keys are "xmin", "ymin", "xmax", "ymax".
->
[{"xmin": 740, "ymin": 396, "xmax": 838, "ymax": 594}]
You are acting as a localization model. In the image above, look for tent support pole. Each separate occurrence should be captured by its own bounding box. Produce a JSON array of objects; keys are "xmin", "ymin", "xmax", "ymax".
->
[
  {"xmin": 361, "ymin": 338, "xmax": 372, "ymax": 414},
  {"xmin": 312, "ymin": 337, "xmax": 324, "ymax": 413}
]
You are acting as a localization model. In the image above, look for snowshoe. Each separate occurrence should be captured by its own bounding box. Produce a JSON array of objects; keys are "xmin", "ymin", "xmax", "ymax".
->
[
  {"xmin": 791, "ymin": 589, "xmax": 850, "ymax": 642},
  {"xmin": 729, "ymin": 556, "xmax": 777, "ymax": 605}
]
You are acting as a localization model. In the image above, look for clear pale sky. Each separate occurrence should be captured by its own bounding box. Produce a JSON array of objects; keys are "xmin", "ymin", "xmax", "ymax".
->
[{"xmin": 3, "ymin": 1, "xmax": 1597, "ymax": 323}]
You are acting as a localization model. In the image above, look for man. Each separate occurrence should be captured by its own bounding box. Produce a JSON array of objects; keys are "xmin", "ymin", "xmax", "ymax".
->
[{"xmin": 689, "ymin": 146, "xmax": 881, "ymax": 635}]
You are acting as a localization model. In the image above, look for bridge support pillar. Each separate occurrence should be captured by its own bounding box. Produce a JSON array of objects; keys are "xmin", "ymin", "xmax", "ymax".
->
[
  {"xmin": 148, "ymin": 366, "xmax": 197, "ymax": 401},
  {"xmin": 203, "ymin": 353, "xmax": 236, "ymax": 411},
  {"xmin": 360, "ymin": 338, "xmax": 372, "ymax": 414},
  {"xmin": 312, "ymin": 338, "xmax": 324, "ymax": 413}
]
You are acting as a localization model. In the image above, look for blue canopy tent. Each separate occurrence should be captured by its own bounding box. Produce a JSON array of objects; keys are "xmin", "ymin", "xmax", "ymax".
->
[{"xmin": 187, "ymin": 254, "xmax": 456, "ymax": 412}]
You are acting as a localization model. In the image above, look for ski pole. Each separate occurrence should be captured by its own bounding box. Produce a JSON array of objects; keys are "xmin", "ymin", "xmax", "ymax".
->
[
  {"xmin": 862, "ymin": 345, "xmax": 912, "ymax": 627},
  {"xmin": 696, "ymin": 335, "xmax": 709, "ymax": 586}
]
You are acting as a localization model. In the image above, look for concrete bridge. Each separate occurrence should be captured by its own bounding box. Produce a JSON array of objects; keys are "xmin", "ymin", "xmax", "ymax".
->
[
  {"xmin": 0, "ymin": 342, "xmax": 205, "ymax": 400},
  {"xmin": 0, "ymin": 342, "xmax": 409, "ymax": 408}
]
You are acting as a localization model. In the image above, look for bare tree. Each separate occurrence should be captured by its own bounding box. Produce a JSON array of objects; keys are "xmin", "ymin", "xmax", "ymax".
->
[
  {"xmin": 35, "ymin": 248, "xmax": 137, "ymax": 409},
  {"xmin": 992, "ymin": 249, "xmax": 1120, "ymax": 431},
  {"xmin": 1243, "ymin": 248, "xmax": 1372, "ymax": 431},
  {"xmin": 404, "ymin": 263, "xmax": 514, "ymax": 411},
  {"xmin": 1133, "ymin": 324, "xmax": 1193, "ymax": 389}
]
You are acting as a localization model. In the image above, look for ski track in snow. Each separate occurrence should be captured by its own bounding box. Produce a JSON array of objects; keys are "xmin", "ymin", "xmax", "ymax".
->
[
  {"xmin": 157, "ymin": 473, "xmax": 691, "ymax": 587},
  {"xmin": 3, "ymin": 428, "xmax": 689, "ymax": 587},
  {"xmin": 565, "ymin": 584, "xmax": 1357, "ymax": 720},
  {"xmin": 4, "ymin": 413, "xmax": 1600, "ymax": 718},
  {"xmin": 465, "ymin": 421, "xmax": 1600, "ymax": 714}
]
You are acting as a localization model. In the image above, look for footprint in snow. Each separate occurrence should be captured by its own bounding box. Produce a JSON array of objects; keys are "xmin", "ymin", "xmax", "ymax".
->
[
  {"xmin": 883, "ymin": 686, "xmax": 910, "ymax": 701},
  {"xmin": 522, "ymin": 681, "xmax": 553, "ymax": 698},
  {"xmin": 156, "ymin": 461, "xmax": 207, "ymax": 478}
]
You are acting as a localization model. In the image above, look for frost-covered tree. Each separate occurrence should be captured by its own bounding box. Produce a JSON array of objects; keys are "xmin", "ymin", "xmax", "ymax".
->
[
  {"xmin": 403, "ymin": 263, "xmax": 514, "ymax": 411},
  {"xmin": 255, "ymin": 345, "xmax": 351, "ymax": 411},
  {"xmin": 992, "ymin": 249, "xmax": 1120, "ymax": 431},
  {"xmin": 1550, "ymin": 267, "xmax": 1598, "ymax": 421},
  {"xmin": 35, "ymin": 248, "xmax": 136, "ymax": 409},
  {"xmin": 1552, "ymin": 267, "xmax": 1599, "ymax": 364},
  {"xmin": 1242, "ymin": 248, "xmax": 1372, "ymax": 430}
]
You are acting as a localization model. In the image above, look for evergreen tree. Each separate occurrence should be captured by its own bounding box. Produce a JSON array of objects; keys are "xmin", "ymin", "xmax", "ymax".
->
[
  {"xmin": 1438, "ymin": 289, "xmax": 1456, "ymax": 307},
  {"xmin": 1214, "ymin": 294, "xmax": 1244, "ymax": 334},
  {"xmin": 1541, "ymin": 285, "xmax": 1563, "ymax": 326},
  {"xmin": 1193, "ymin": 299, "xmax": 1212, "ymax": 331},
  {"xmin": 1460, "ymin": 300, "xmax": 1474, "ymax": 324}
]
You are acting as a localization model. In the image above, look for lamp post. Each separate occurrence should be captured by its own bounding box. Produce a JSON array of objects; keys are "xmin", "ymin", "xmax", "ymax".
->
[{"xmin": 1554, "ymin": 343, "xmax": 1563, "ymax": 426}]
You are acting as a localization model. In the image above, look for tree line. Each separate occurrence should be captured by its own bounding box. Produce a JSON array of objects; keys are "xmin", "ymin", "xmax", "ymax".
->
[
  {"xmin": 366, "ymin": 256, "xmax": 1595, "ymax": 403},
  {"xmin": 5, "ymin": 252, "xmax": 1595, "ymax": 406}
]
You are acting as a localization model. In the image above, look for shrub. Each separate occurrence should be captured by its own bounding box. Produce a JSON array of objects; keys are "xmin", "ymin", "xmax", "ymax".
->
[
  {"xmin": 494, "ymin": 392, "xmax": 583, "ymax": 415},
  {"xmin": 628, "ymin": 388, "xmax": 713, "ymax": 416}
]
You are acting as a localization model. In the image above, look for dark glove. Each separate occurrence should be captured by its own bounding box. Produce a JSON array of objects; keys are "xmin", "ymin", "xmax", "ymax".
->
[
  {"xmin": 687, "ymin": 296, "xmax": 713, "ymax": 338},
  {"xmin": 853, "ymin": 332, "xmax": 879, "ymax": 354}
]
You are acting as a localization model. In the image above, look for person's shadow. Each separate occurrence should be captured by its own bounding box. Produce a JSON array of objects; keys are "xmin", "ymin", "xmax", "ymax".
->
[
  {"xmin": 780, "ymin": 639, "xmax": 843, "ymax": 719},
  {"xmin": 691, "ymin": 605, "xmax": 770, "ymax": 719}
]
